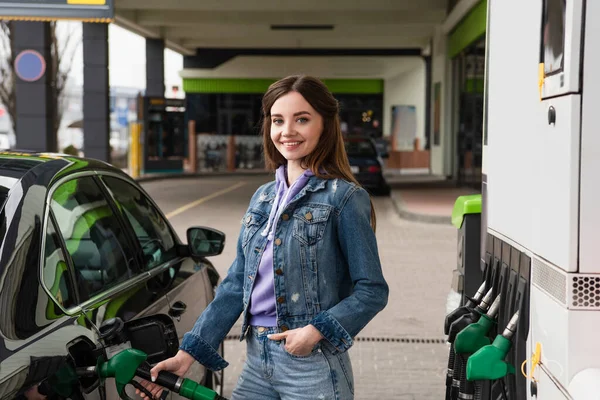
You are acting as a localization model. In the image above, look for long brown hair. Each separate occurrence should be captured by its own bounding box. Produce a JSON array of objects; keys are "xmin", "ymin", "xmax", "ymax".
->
[{"xmin": 261, "ymin": 75, "xmax": 376, "ymax": 231}]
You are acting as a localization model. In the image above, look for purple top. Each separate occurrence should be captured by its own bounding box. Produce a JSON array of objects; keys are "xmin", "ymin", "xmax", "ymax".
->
[{"xmin": 248, "ymin": 166, "xmax": 314, "ymax": 326}]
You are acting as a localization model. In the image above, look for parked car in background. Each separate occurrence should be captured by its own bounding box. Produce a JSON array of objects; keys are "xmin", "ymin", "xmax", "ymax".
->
[
  {"xmin": 344, "ymin": 136, "xmax": 391, "ymax": 196},
  {"xmin": 0, "ymin": 151, "xmax": 224, "ymax": 399}
]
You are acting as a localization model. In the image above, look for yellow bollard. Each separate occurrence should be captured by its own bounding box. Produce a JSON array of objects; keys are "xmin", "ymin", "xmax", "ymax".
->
[{"xmin": 129, "ymin": 122, "xmax": 142, "ymax": 178}]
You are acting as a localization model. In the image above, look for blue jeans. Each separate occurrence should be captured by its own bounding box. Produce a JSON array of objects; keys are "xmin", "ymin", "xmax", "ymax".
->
[{"xmin": 231, "ymin": 326, "xmax": 355, "ymax": 400}]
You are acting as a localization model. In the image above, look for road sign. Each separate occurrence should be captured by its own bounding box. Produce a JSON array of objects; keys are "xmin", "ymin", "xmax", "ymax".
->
[
  {"xmin": 0, "ymin": 0, "xmax": 114, "ymax": 22},
  {"xmin": 14, "ymin": 50, "xmax": 46, "ymax": 82}
]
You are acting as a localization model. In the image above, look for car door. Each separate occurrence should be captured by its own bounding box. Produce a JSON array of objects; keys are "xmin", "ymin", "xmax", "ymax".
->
[
  {"xmin": 98, "ymin": 174, "xmax": 215, "ymax": 396},
  {"xmin": 44, "ymin": 174, "xmax": 155, "ymax": 399}
]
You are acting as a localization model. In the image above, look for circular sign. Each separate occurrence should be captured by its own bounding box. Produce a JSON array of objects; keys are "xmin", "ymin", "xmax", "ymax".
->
[{"xmin": 14, "ymin": 50, "xmax": 46, "ymax": 82}]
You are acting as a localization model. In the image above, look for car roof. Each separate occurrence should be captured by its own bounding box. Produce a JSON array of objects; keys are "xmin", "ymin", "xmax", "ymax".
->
[
  {"xmin": 0, "ymin": 150, "xmax": 122, "ymax": 209},
  {"xmin": 0, "ymin": 150, "xmax": 114, "ymax": 172}
]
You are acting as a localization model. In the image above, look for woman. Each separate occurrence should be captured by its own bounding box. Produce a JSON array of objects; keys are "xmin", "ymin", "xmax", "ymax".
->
[{"xmin": 139, "ymin": 75, "xmax": 389, "ymax": 399}]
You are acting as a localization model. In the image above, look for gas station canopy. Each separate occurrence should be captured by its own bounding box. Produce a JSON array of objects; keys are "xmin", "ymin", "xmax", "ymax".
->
[{"xmin": 112, "ymin": 0, "xmax": 448, "ymax": 56}]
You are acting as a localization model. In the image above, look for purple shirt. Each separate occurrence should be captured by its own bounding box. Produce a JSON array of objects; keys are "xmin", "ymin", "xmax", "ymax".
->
[{"xmin": 248, "ymin": 166, "xmax": 313, "ymax": 326}]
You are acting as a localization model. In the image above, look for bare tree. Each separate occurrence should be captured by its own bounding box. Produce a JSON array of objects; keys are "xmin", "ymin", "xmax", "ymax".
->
[
  {"xmin": 0, "ymin": 22, "xmax": 16, "ymax": 134},
  {"xmin": 0, "ymin": 21, "xmax": 80, "ymax": 145}
]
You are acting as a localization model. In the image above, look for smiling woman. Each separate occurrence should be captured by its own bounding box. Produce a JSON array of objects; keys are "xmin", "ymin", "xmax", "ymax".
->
[{"xmin": 141, "ymin": 75, "xmax": 388, "ymax": 400}]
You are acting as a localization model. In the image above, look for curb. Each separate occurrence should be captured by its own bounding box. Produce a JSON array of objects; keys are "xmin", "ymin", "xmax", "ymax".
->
[
  {"xmin": 134, "ymin": 171, "xmax": 272, "ymax": 183},
  {"xmin": 390, "ymin": 191, "xmax": 452, "ymax": 226}
]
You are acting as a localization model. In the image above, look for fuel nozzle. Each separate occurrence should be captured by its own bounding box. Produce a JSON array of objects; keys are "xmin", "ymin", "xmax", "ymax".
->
[
  {"xmin": 445, "ymin": 281, "xmax": 486, "ymax": 334},
  {"xmin": 473, "ymin": 287, "xmax": 495, "ymax": 315},
  {"xmin": 446, "ymin": 287, "xmax": 493, "ymax": 399},
  {"xmin": 501, "ymin": 310, "xmax": 519, "ymax": 340},
  {"xmin": 454, "ymin": 295, "xmax": 502, "ymax": 399},
  {"xmin": 455, "ymin": 295, "xmax": 501, "ymax": 355},
  {"xmin": 466, "ymin": 310, "xmax": 520, "ymax": 381},
  {"xmin": 448, "ymin": 287, "xmax": 493, "ymax": 342},
  {"xmin": 444, "ymin": 281, "xmax": 487, "ymax": 335}
]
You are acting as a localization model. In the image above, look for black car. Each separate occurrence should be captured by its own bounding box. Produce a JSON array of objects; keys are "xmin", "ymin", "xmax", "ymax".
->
[
  {"xmin": 344, "ymin": 137, "xmax": 391, "ymax": 196},
  {"xmin": 0, "ymin": 151, "xmax": 224, "ymax": 399}
]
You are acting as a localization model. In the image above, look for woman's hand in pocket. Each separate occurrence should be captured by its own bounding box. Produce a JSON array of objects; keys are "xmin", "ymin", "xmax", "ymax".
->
[{"xmin": 268, "ymin": 325, "xmax": 324, "ymax": 356}]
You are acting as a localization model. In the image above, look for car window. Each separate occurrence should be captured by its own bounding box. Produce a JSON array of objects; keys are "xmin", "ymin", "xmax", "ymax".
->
[
  {"xmin": 101, "ymin": 176, "xmax": 177, "ymax": 270},
  {"xmin": 50, "ymin": 176, "xmax": 136, "ymax": 302},
  {"xmin": 344, "ymin": 139, "xmax": 377, "ymax": 157},
  {"xmin": 43, "ymin": 216, "xmax": 77, "ymax": 311}
]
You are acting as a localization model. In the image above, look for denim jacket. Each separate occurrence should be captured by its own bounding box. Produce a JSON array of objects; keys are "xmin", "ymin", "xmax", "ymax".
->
[{"xmin": 180, "ymin": 176, "xmax": 389, "ymax": 371}]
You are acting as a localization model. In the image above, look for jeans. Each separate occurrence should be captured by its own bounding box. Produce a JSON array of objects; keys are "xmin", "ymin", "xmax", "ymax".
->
[{"xmin": 231, "ymin": 326, "xmax": 355, "ymax": 400}]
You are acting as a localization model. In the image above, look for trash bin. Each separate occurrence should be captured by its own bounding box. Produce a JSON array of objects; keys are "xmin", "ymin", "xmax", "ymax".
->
[{"xmin": 451, "ymin": 194, "xmax": 482, "ymax": 307}]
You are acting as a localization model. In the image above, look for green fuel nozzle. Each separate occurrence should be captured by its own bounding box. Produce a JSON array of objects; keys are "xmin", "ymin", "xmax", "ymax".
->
[
  {"xmin": 454, "ymin": 294, "xmax": 502, "ymax": 399},
  {"xmin": 467, "ymin": 310, "xmax": 520, "ymax": 381},
  {"xmin": 447, "ymin": 287, "xmax": 494, "ymax": 399},
  {"xmin": 454, "ymin": 294, "xmax": 501, "ymax": 355},
  {"xmin": 84, "ymin": 348, "xmax": 223, "ymax": 400}
]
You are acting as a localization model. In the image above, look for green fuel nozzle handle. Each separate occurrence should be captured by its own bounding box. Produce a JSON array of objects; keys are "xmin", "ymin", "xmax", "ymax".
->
[
  {"xmin": 99, "ymin": 349, "xmax": 146, "ymax": 398},
  {"xmin": 466, "ymin": 310, "xmax": 519, "ymax": 381},
  {"xmin": 454, "ymin": 294, "xmax": 501, "ymax": 355},
  {"xmin": 99, "ymin": 348, "xmax": 222, "ymax": 400}
]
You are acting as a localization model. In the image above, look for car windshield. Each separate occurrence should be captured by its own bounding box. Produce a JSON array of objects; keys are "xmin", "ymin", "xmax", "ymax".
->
[{"xmin": 344, "ymin": 139, "xmax": 377, "ymax": 157}]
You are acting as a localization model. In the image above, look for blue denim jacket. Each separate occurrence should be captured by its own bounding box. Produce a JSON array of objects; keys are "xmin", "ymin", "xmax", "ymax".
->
[{"xmin": 180, "ymin": 176, "xmax": 389, "ymax": 371}]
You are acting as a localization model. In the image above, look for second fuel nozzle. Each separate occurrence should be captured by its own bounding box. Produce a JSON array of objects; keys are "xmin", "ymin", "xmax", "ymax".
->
[{"xmin": 466, "ymin": 310, "xmax": 520, "ymax": 381}]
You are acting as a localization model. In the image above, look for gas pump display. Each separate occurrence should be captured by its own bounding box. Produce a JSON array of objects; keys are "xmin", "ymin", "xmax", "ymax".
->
[{"xmin": 142, "ymin": 96, "xmax": 186, "ymax": 174}]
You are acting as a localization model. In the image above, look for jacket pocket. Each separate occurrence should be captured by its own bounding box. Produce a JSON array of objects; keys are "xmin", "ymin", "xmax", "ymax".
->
[
  {"xmin": 292, "ymin": 204, "xmax": 332, "ymax": 246},
  {"xmin": 241, "ymin": 209, "xmax": 268, "ymax": 248}
]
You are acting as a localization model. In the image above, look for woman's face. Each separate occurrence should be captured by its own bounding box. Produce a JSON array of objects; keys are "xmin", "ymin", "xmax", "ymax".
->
[{"xmin": 270, "ymin": 91, "xmax": 323, "ymax": 164}]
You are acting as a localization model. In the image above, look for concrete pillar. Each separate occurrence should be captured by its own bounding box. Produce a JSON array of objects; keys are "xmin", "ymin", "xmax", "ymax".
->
[
  {"xmin": 227, "ymin": 135, "xmax": 236, "ymax": 172},
  {"xmin": 146, "ymin": 38, "xmax": 165, "ymax": 97},
  {"xmin": 13, "ymin": 22, "xmax": 56, "ymax": 152},
  {"xmin": 424, "ymin": 55, "xmax": 432, "ymax": 150},
  {"xmin": 187, "ymin": 120, "xmax": 197, "ymax": 173},
  {"xmin": 82, "ymin": 23, "xmax": 110, "ymax": 162}
]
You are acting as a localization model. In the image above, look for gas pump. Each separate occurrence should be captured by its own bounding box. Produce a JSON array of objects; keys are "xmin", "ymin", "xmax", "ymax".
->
[
  {"xmin": 140, "ymin": 96, "xmax": 187, "ymax": 174},
  {"xmin": 443, "ymin": 0, "xmax": 600, "ymax": 398}
]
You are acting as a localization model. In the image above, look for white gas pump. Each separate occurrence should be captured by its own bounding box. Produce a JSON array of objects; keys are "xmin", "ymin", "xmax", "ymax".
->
[{"xmin": 480, "ymin": 0, "xmax": 600, "ymax": 398}]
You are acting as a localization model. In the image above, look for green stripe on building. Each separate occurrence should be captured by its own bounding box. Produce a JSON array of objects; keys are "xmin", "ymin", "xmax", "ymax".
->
[
  {"xmin": 183, "ymin": 78, "xmax": 384, "ymax": 94},
  {"xmin": 465, "ymin": 78, "xmax": 484, "ymax": 93},
  {"xmin": 448, "ymin": 0, "xmax": 488, "ymax": 58}
]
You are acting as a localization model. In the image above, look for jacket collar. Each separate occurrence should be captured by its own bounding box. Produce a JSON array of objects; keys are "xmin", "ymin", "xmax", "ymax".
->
[{"xmin": 288, "ymin": 175, "xmax": 327, "ymax": 205}]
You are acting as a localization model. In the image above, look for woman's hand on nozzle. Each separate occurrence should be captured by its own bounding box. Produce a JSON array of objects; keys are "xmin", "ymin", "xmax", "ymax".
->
[{"xmin": 135, "ymin": 350, "xmax": 195, "ymax": 399}]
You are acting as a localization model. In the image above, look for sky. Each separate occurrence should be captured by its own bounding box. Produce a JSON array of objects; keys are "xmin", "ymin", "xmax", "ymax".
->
[{"xmin": 62, "ymin": 21, "xmax": 183, "ymax": 92}]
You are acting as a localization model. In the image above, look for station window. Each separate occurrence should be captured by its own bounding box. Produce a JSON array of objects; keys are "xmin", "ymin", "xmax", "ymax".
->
[{"xmin": 541, "ymin": 0, "xmax": 566, "ymax": 75}]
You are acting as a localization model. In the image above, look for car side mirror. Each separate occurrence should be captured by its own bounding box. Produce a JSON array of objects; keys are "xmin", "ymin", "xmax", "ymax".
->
[{"xmin": 186, "ymin": 227, "xmax": 225, "ymax": 258}]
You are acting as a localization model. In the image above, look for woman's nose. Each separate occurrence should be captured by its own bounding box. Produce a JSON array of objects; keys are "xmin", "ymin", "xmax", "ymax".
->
[{"xmin": 281, "ymin": 123, "xmax": 295, "ymax": 137}]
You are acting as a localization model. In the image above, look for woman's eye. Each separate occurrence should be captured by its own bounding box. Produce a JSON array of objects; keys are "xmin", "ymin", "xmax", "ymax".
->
[
  {"xmin": 272, "ymin": 119, "xmax": 283, "ymax": 125},
  {"xmin": 297, "ymin": 117, "xmax": 308, "ymax": 123}
]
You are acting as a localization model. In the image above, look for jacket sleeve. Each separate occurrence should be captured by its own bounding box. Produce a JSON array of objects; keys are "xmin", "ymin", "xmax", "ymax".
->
[
  {"xmin": 309, "ymin": 186, "xmax": 389, "ymax": 354},
  {"xmin": 179, "ymin": 222, "xmax": 246, "ymax": 371},
  {"xmin": 179, "ymin": 184, "xmax": 272, "ymax": 371}
]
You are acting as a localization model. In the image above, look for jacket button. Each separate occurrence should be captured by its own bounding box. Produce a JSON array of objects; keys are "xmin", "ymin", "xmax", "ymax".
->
[
  {"xmin": 305, "ymin": 212, "xmax": 313, "ymax": 221},
  {"xmin": 245, "ymin": 215, "xmax": 252, "ymax": 223},
  {"xmin": 281, "ymin": 325, "xmax": 289, "ymax": 332},
  {"xmin": 277, "ymin": 296, "xmax": 285, "ymax": 304},
  {"xmin": 281, "ymin": 214, "xmax": 289, "ymax": 221},
  {"xmin": 274, "ymin": 238, "xmax": 282, "ymax": 246},
  {"xmin": 275, "ymin": 268, "xmax": 283, "ymax": 275}
]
